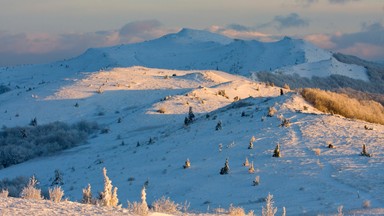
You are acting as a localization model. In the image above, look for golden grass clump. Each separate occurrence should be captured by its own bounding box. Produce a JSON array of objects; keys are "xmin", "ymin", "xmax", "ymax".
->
[{"xmin": 301, "ymin": 88, "xmax": 384, "ymax": 125}]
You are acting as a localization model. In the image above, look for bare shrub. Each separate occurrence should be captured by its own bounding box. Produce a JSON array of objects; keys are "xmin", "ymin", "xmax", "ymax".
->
[
  {"xmin": 20, "ymin": 176, "xmax": 42, "ymax": 200},
  {"xmin": 0, "ymin": 189, "xmax": 9, "ymax": 198},
  {"xmin": 151, "ymin": 196, "xmax": 180, "ymax": 214},
  {"xmin": 49, "ymin": 186, "xmax": 64, "ymax": 203},
  {"xmin": 301, "ymin": 88, "xmax": 384, "ymax": 125}
]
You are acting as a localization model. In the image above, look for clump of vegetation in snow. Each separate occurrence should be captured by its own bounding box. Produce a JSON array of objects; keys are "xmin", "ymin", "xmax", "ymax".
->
[
  {"xmin": 0, "ymin": 176, "xmax": 29, "ymax": 197},
  {"xmin": 20, "ymin": 176, "xmax": 43, "ymax": 200},
  {"xmin": 184, "ymin": 106, "xmax": 195, "ymax": 126},
  {"xmin": 272, "ymin": 144, "xmax": 281, "ymax": 158},
  {"xmin": 127, "ymin": 187, "xmax": 149, "ymax": 215},
  {"xmin": 360, "ymin": 144, "xmax": 372, "ymax": 157},
  {"xmin": 0, "ymin": 189, "xmax": 9, "ymax": 198},
  {"xmin": 228, "ymin": 204, "xmax": 255, "ymax": 216},
  {"xmin": 262, "ymin": 193, "xmax": 277, "ymax": 216},
  {"xmin": 0, "ymin": 121, "xmax": 99, "ymax": 169},
  {"xmin": 220, "ymin": 158, "xmax": 230, "ymax": 175},
  {"xmin": 301, "ymin": 88, "xmax": 384, "ymax": 125},
  {"xmin": 98, "ymin": 167, "xmax": 119, "ymax": 208},
  {"xmin": 0, "ymin": 84, "xmax": 11, "ymax": 95},
  {"xmin": 48, "ymin": 186, "xmax": 64, "ymax": 203},
  {"xmin": 151, "ymin": 196, "xmax": 181, "ymax": 214}
]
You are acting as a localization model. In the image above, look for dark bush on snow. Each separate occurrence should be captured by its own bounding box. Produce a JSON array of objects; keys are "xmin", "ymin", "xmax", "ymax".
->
[
  {"xmin": 0, "ymin": 85, "xmax": 11, "ymax": 95},
  {"xmin": 0, "ymin": 121, "xmax": 99, "ymax": 169}
]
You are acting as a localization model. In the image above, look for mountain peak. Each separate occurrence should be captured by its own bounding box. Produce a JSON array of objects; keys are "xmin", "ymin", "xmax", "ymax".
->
[{"xmin": 168, "ymin": 28, "xmax": 233, "ymax": 45}]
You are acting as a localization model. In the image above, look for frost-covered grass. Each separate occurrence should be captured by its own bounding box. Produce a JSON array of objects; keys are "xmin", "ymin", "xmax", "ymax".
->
[{"xmin": 301, "ymin": 88, "xmax": 384, "ymax": 124}]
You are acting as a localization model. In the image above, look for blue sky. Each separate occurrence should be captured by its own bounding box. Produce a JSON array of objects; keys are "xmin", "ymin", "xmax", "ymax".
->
[{"xmin": 0, "ymin": 0, "xmax": 383, "ymax": 65}]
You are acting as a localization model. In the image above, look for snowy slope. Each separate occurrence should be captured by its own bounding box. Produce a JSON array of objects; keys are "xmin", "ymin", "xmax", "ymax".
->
[
  {"xmin": 47, "ymin": 28, "xmax": 369, "ymax": 82},
  {"xmin": 0, "ymin": 66, "xmax": 383, "ymax": 215}
]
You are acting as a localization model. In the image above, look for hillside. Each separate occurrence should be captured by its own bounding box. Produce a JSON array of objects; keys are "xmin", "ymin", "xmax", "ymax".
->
[{"xmin": 0, "ymin": 65, "xmax": 383, "ymax": 215}]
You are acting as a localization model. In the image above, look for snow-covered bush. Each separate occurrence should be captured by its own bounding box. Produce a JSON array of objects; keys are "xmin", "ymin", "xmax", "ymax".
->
[
  {"xmin": 151, "ymin": 196, "xmax": 181, "ymax": 214},
  {"xmin": 183, "ymin": 158, "xmax": 191, "ymax": 169},
  {"xmin": 262, "ymin": 193, "xmax": 277, "ymax": 216},
  {"xmin": 127, "ymin": 187, "xmax": 149, "ymax": 215},
  {"xmin": 82, "ymin": 184, "xmax": 93, "ymax": 204},
  {"xmin": 242, "ymin": 157, "xmax": 250, "ymax": 167},
  {"xmin": 20, "ymin": 176, "xmax": 42, "ymax": 200},
  {"xmin": 48, "ymin": 186, "xmax": 64, "ymax": 203},
  {"xmin": 0, "ymin": 121, "xmax": 99, "ymax": 169},
  {"xmin": 228, "ymin": 204, "xmax": 255, "ymax": 216},
  {"xmin": 248, "ymin": 162, "xmax": 255, "ymax": 174},
  {"xmin": 0, "ymin": 176, "xmax": 29, "ymax": 197},
  {"xmin": 267, "ymin": 107, "xmax": 277, "ymax": 117},
  {"xmin": 253, "ymin": 176, "xmax": 260, "ymax": 186},
  {"xmin": 272, "ymin": 144, "xmax": 281, "ymax": 158},
  {"xmin": 98, "ymin": 167, "xmax": 119, "ymax": 208},
  {"xmin": 0, "ymin": 189, "xmax": 9, "ymax": 198},
  {"xmin": 157, "ymin": 107, "xmax": 166, "ymax": 114}
]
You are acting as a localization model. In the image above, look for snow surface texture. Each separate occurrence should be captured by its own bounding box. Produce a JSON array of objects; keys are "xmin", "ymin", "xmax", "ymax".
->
[
  {"xmin": 0, "ymin": 65, "xmax": 383, "ymax": 215},
  {"xmin": 17, "ymin": 28, "xmax": 368, "ymax": 82}
]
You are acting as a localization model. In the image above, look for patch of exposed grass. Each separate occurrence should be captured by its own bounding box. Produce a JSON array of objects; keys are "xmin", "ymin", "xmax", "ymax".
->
[{"xmin": 301, "ymin": 88, "xmax": 384, "ymax": 125}]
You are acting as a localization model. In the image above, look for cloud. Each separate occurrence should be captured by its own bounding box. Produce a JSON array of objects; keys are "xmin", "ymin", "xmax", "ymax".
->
[
  {"xmin": 305, "ymin": 22, "xmax": 384, "ymax": 61},
  {"xmin": 226, "ymin": 24, "xmax": 251, "ymax": 32},
  {"xmin": 257, "ymin": 13, "xmax": 309, "ymax": 30},
  {"xmin": 0, "ymin": 20, "xmax": 174, "ymax": 66},
  {"xmin": 294, "ymin": 0, "xmax": 318, "ymax": 7},
  {"xmin": 208, "ymin": 25, "xmax": 279, "ymax": 42},
  {"xmin": 328, "ymin": 0, "xmax": 360, "ymax": 4},
  {"xmin": 273, "ymin": 13, "xmax": 309, "ymax": 30}
]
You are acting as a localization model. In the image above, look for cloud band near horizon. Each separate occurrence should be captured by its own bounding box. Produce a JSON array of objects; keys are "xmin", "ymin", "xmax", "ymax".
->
[{"xmin": 0, "ymin": 20, "xmax": 383, "ymax": 66}]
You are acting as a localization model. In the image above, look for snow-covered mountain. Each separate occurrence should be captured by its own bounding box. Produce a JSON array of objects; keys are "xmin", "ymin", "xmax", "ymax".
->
[
  {"xmin": 42, "ymin": 28, "xmax": 367, "ymax": 82},
  {"xmin": 0, "ymin": 29, "xmax": 383, "ymax": 215}
]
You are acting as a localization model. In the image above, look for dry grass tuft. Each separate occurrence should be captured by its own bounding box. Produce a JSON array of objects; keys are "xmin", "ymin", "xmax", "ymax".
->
[{"xmin": 301, "ymin": 88, "xmax": 384, "ymax": 125}]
